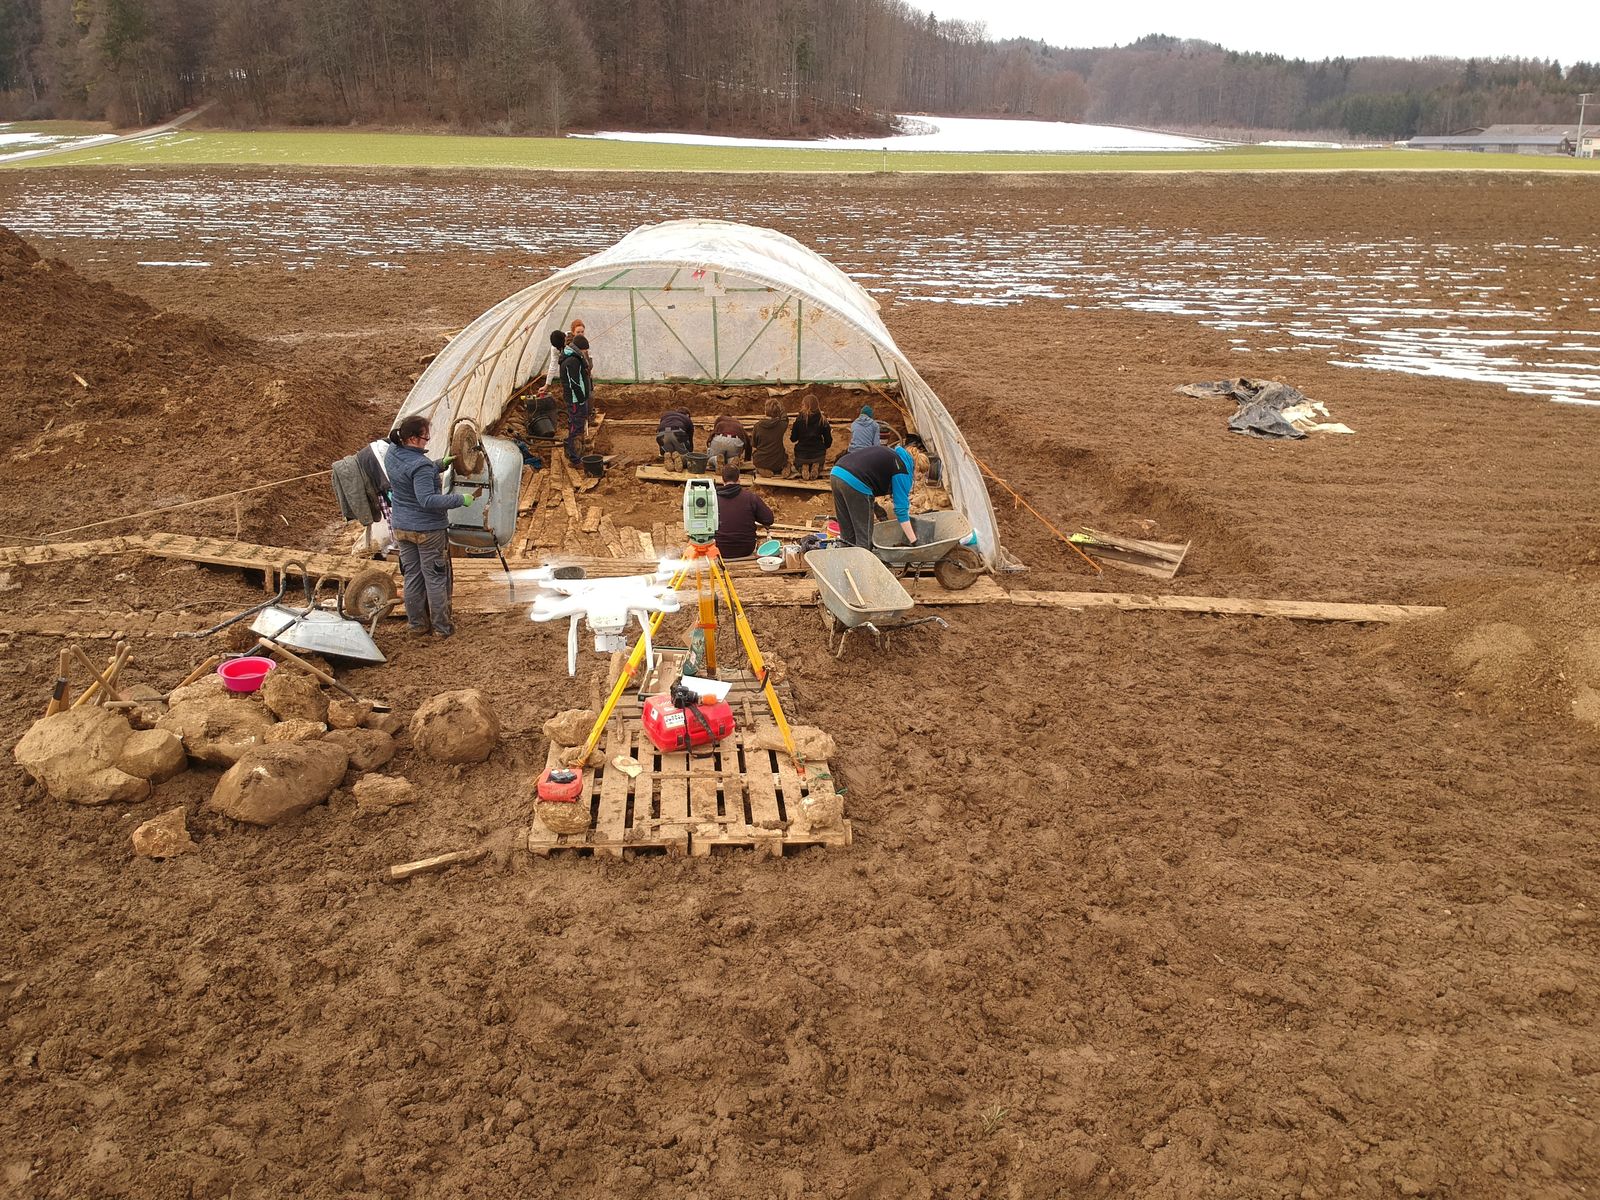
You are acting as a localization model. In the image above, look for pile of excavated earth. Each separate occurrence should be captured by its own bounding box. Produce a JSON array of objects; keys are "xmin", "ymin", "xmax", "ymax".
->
[{"xmin": 0, "ymin": 226, "xmax": 369, "ymax": 544}]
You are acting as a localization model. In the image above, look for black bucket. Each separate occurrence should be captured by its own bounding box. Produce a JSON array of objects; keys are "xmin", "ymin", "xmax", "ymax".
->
[
  {"xmin": 682, "ymin": 451, "xmax": 709, "ymax": 474},
  {"xmin": 581, "ymin": 454, "xmax": 605, "ymax": 478}
]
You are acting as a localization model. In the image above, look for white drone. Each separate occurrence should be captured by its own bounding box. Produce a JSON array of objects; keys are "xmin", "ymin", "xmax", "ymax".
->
[{"xmin": 520, "ymin": 564, "xmax": 688, "ymax": 676}]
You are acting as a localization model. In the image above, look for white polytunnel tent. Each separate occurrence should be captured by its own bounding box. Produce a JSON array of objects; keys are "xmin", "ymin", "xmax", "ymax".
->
[{"xmin": 395, "ymin": 219, "xmax": 1012, "ymax": 569}]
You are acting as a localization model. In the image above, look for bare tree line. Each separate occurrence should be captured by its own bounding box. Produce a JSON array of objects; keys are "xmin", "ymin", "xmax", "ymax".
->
[{"xmin": 0, "ymin": 2, "xmax": 1594, "ymax": 140}]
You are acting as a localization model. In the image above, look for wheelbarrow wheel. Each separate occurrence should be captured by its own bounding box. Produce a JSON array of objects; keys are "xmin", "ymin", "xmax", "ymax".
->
[
  {"xmin": 450, "ymin": 419, "xmax": 487, "ymax": 475},
  {"xmin": 933, "ymin": 546, "xmax": 983, "ymax": 591},
  {"xmin": 341, "ymin": 566, "xmax": 398, "ymax": 620}
]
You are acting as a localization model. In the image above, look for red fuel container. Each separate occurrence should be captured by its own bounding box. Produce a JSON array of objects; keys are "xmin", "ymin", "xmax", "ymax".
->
[{"xmin": 641, "ymin": 693, "xmax": 735, "ymax": 753}]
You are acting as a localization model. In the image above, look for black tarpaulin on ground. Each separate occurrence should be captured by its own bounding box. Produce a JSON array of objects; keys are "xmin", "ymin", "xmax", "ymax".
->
[{"xmin": 1176, "ymin": 378, "xmax": 1336, "ymax": 439}]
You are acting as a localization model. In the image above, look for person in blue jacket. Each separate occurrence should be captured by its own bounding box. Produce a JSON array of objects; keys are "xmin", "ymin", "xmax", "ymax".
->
[
  {"xmin": 829, "ymin": 443, "xmax": 917, "ymax": 550},
  {"xmin": 387, "ymin": 415, "xmax": 480, "ymax": 638},
  {"xmin": 847, "ymin": 404, "xmax": 881, "ymax": 450}
]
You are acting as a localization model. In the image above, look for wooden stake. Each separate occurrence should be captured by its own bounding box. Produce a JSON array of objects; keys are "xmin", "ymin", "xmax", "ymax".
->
[{"xmin": 386, "ymin": 848, "xmax": 487, "ymax": 882}]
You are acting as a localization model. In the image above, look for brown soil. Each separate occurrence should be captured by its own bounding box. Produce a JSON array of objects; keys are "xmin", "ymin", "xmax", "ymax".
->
[
  {"xmin": 0, "ymin": 228, "xmax": 376, "ymax": 545},
  {"xmin": 2, "ymin": 174, "xmax": 1599, "ymax": 1199}
]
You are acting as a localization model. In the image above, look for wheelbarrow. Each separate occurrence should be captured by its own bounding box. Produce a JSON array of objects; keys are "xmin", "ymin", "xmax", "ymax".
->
[
  {"xmin": 869, "ymin": 509, "xmax": 984, "ymax": 590},
  {"xmin": 804, "ymin": 546, "xmax": 947, "ymax": 657}
]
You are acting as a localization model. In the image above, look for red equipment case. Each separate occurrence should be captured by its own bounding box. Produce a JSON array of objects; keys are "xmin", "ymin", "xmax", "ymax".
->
[{"xmin": 641, "ymin": 693, "xmax": 735, "ymax": 752}]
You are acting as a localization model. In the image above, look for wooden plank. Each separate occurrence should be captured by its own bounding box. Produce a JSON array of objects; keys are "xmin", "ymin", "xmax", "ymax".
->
[
  {"xmin": 580, "ymin": 506, "xmax": 602, "ymax": 534},
  {"xmin": 515, "ymin": 471, "xmax": 551, "ymax": 555},
  {"xmin": 740, "ymin": 737, "xmax": 785, "ymax": 857},
  {"xmin": 515, "ymin": 464, "xmax": 538, "ymax": 513},
  {"xmin": 773, "ymin": 752, "xmax": 852, "ymax": 851},
  {"xmin": 598, "ymin": 515, "xmax": 623, "ymax": 559},
  {"xmin": 629, "ymin": 729, "xmax": 678, "ymax": 854},
  {"xmin": 687, "ymin": 749, "xmax": 723, "ymax": 856},
  {"xmin": 1004, "ymin": 590, "xmax": 1443, "ymax": 624},
  {"xmin": 657, "ymin": 747, "xmax": 691, "ymax": 849},
  {"xmin": 635, "ymin": 464, "xmax": 831, "ymax": 493},
  {"xmin": 543, "ymin": 457, "xmax": 566, "ymax": 508},
  {"xmin": 593, "ymin": 723, "xmax": 630, "ymax": 856},
  {"xmin": 1076, "ymin": 528, "xmax": 1190, "ymax": 580},
  {"xmin": 386, "ymin": 848, "xmax": 486, "ymax": 882},
  {"xmin": 773, "ymin": 748, "xmax": 805, "ymax": 828}
]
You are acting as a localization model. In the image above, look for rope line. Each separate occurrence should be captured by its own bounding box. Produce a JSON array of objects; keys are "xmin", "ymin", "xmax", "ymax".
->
[
  {"xmin": 971, "ymin": 452, "xmax": 1101, "ymax": 575},
  {"xmin": 41, "ymin": 470, "xmax": 333, "ymax": 541}
]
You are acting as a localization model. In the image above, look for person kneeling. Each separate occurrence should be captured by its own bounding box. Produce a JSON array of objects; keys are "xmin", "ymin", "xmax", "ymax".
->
[
  {"xmin": 714, "ymin": 464, "xmax": 774, "ymax": 560},
  {"xmin": 657, "ymin": 406, "xmax": 694, "ymax": 471}
]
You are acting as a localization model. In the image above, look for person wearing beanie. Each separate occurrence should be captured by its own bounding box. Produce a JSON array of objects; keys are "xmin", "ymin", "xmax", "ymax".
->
[{"xmin": 848, "ymin": 404, "xmax": 882, "ymax": 450}]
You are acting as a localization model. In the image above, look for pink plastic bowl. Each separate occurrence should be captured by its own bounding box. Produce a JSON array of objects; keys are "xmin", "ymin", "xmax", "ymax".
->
[{"xmin": 217, "ymin": 656, "xmax": 276, "ymax": 693}]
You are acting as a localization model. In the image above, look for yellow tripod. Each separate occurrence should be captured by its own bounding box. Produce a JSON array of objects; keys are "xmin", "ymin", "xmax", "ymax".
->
[{"xmin": 568, "ymin": 542, "xmax": 803, "ymax": 775}]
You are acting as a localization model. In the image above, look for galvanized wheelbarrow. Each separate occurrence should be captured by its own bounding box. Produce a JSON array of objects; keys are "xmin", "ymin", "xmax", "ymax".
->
[
  {"xmin": 869, "ymin": 510, "xmax": 985, "ymax": 590},
  {"xmin": 804, "ymin": 546, "xmax": 947, "ymax": 657}
]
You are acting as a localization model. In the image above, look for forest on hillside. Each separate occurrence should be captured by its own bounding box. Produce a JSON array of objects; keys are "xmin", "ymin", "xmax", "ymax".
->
[{"xmin": 0, "ymin": 0, "xmax": 1595, "ymax": 140}]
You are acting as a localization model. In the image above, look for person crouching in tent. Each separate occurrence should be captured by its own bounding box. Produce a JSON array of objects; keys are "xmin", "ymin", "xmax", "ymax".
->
[{"xmin": 657, "ymin": 406, "xmax": 694, "ymax": 471}]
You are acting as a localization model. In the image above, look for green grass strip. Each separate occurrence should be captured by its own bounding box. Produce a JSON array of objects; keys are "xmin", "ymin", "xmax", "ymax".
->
[{"xmin": 7, "ymin": 128, "xmax": 1600, "ymax": 173}]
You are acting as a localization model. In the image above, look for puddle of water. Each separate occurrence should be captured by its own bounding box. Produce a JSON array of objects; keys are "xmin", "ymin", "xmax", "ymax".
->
[{"xmin": 2, "ymin": 175, "xmax": 1596, "ymax": 406}]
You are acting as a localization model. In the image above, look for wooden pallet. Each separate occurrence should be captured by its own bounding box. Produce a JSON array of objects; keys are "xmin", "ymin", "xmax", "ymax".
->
[{"xmin": 526, "ymin": 722, "xmax": 849, "ymax": 858}]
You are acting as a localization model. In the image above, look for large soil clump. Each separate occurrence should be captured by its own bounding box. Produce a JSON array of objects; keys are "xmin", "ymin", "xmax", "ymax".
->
[
  {"xmin": 1383, "ymin": 578, "xmax": 1600, "ymax": 730},
  {"xmin": 0, "ymin": 226, "xmax": 369, "ymax": 542}
]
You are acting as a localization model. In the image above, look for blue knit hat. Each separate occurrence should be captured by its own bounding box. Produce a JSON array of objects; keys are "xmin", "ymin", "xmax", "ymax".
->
[{"xmin": 861, "ymin": 404, "xmax": 874, "ymax": 417}]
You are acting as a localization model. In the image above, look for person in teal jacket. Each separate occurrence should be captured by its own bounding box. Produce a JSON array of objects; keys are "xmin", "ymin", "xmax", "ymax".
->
[{"xmin": 829, "ymin": 444, "xmax": 916, "ymax": 550}]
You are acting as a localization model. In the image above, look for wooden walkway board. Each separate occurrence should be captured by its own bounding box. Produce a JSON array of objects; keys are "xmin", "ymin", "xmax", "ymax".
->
[
  {"xmin": 635, "ymin": 465, "xmax": 831, "ymax": 493},
  {"xmin": 0, "ymin": 533, "xmax": 383, "ymax": 585},
  {"xmin": 526, "ymin": 724, "xmax": 849, "ymax": 858},
  {"xmin": 1004, "ymin": 589, "xmax": 1444, "ymax": 623}
]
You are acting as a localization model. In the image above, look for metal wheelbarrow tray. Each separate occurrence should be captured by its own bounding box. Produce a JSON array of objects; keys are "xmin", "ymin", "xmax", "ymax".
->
[
  {"xmin": 869, "ymin": 510, "xmax": 985, "ymax": 591},
  {"xmin": 803, "ymin": 546, "xmax": 945, "ymax": 655}
]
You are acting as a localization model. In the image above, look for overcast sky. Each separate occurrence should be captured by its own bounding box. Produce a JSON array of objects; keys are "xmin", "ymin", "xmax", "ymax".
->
[{"xmin": 913, "ymin": 1, "xmax": 1586, "ymax": 62}]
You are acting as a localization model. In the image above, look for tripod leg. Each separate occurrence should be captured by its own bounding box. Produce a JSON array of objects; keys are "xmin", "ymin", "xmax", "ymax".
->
[{"xmin": 710, "ymin": 557, "xmax": 805, "ymax": 775}]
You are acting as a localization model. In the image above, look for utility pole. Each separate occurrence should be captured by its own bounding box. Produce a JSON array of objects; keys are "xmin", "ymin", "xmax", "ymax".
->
[{"xmin": 1579, "ymin": 93, "xmax": 1594, "ymax": 159}]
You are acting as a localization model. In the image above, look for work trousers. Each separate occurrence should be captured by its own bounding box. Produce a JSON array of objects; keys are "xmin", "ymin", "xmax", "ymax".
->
[
  {"xmin": 830, "ymin": 479, "xmax": 877, "ymax": 550},
  {"xmin": 566, "ymin": 401, "xmax": 589, "ymax": 465},
  {"xmin": 657, "ymin": 428, "xmax": 690, "ymax": 455},
  {"xmin": 395, "ymin": 528, "xmax": 454, "ymax": 636},
  {"xmin": 705, "ymin": 434, "xmax": 744, "ymax": 468}
]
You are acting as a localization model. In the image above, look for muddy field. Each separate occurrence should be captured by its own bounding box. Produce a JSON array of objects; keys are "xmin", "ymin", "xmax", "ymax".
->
[{"xmin": 2, "ymin": 172, "xmax": 1599, "ymax": 1199}]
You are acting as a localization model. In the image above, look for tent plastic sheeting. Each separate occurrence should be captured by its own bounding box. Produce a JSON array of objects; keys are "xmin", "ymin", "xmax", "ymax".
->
[{"xmin": 395, "ymin": 219, "xmax": 1009, "ymax": 568}]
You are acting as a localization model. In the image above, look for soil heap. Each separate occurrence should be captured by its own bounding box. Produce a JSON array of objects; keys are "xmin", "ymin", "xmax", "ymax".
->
[
  {"xmin": 0, "ymin": 226, "xmax": 370, "ymax": 544},
  {"xmin": 1382, "ymin": 578, "xmax": 1600, "ymax": 731}
]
